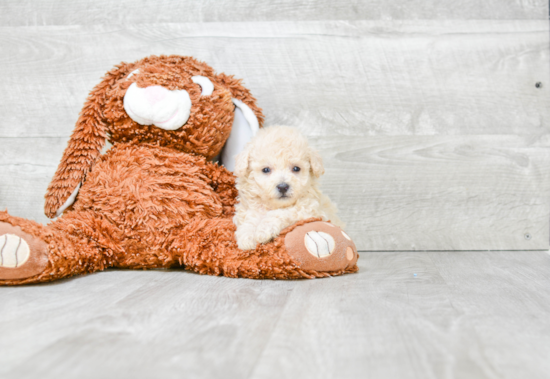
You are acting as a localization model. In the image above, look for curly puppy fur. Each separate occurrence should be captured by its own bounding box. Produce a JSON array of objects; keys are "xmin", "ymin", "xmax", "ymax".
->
[{"xmin": 234, "ymin": 126, "xmax": 344, "ymax": 250}]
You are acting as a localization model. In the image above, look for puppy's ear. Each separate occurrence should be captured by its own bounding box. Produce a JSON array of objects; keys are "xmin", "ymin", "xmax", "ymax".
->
[
  {"xmin": 309, "ymin": 148, "xmax": 325, "ymax": 178},
  {"xmin": 234, "ymin": 144, "xmax": 251, "ymax": 178}
]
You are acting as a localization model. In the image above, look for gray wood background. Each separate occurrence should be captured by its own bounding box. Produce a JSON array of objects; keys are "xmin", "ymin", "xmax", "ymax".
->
[
  {"xmin": 1, "ymin": 3, "xmax": 550, "ymax": 379},
  {"xmin": 0, "ymin": 1, "xmax": 549, "ymax": 251}
]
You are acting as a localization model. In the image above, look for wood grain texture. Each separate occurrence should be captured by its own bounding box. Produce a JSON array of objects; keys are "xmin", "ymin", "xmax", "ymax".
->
[
  {"xmin": 3, "ymin": 134, "xmax": 550, "ymax": 250},
  {"xmin": 251, "ymin": 252, "xmax": 550, "ymax": 379},
  {"xmin": 0, "ymin": 21, "xmax": 548, "ymax": 138},
  {"xmin": 0, "ymin": 0, "xmax": 546, "ymax": 26},
  {"xmin": 314, "ymin": 135, "xmax": 550, "ymax": 250},
  {"xmin": 1, "ymin": 252, "xmax": 549, "ymax": 379},
  {"xmin": 0, "ymin": 137, "xmax": 66, "ymax": 224},
  {"xmin": 0, "ymin": 20, "xmax": 549, "ymax": 250}
]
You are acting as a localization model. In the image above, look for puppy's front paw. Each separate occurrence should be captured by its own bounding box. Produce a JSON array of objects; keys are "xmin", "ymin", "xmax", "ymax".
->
[
  {"xmin": 236, "ymin": 230, "xmax": 257, "ymax": 250},
  {"xmin": 254, "ymin": 229, "xmax": 274, "ymax": 245},
  {"xmin": 255, "ymin": 221, "xmax": 282, "ymax": 245},
  {"xmin": 238, "ymin": 239, "xmax": 257, "ymax": 250}
]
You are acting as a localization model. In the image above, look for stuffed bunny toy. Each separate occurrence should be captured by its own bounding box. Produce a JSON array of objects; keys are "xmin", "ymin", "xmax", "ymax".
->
[{"xmin": 0, "ymin": 55, "xmax": 358, "ymax": 285}]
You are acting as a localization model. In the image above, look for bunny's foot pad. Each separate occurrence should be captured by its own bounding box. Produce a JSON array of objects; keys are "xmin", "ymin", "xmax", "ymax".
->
[
  {"xmin": 0, "ymin": 222, "xmax": 49, "ymax": 280},
  {"xmin": 284, "ymin": 221, "xmax": 358, "ymax": 273}
]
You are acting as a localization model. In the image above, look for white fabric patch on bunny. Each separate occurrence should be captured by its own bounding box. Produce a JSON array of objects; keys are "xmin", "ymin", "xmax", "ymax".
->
[
  {"xmin": 123, "ymin": 84, "xmax": 192, "ymax": 131},
  {"xmin": 54, "ymin": 182, "xmax": 81, "ymax": 218},
  {"xmin": 191, "ymin": 76, "xmax": 214, "ymax": 96},
  {"xmin": 221, "ymin": 99, "xmax": 259, "ymax": 172}
]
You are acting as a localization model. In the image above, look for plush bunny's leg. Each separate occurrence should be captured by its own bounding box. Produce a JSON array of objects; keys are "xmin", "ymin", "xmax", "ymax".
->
[
  {"xmin": 283, "ymin": 220, "xmax": 359, "ymax": 275},
  {"xmin": 0, "ymin": 211, "xmax": 109, "ymax": 285},
  {"xmin": 0, "ymin": 222, "xmax": 49, "ymax": 281},
  {"xmin": 169, "ymin": 217, "xmax": 358, "ymax": 279}
]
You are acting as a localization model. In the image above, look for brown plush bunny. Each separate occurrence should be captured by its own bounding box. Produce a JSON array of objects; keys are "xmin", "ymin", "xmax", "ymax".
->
[{"xmin": 0, "ymin": 55, "xmax": 358, "ymax": 285}]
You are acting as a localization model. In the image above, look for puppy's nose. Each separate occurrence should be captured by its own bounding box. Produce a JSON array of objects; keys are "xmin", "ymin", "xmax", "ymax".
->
[{"xmin": 277, "ymin": 183, "xmax": 290, "ymax": 194}]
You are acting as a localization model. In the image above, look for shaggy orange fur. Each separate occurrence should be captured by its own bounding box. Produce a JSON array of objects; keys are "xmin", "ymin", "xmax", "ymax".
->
[{"xmin": 0, "ymin": 55, "xmax": 358, "ymax": 285}]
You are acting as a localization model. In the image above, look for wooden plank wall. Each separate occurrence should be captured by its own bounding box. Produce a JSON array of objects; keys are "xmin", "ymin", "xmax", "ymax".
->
[{"xmin": 0, "ymin": 1, "xmax": 549, "ymax": 250}]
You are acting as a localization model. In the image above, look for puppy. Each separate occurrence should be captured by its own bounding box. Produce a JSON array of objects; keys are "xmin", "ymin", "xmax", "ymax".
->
[{"xmin": 233, "ymin": 125, "xmax": 344, "ymax": 250}]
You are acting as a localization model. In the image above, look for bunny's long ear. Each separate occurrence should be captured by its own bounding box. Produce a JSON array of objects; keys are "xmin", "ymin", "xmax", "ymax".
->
[
  {"xmin": 216, "ymin": 73, "xmax": 264, "ymax": 172},
  {"xmin": 44, "ymin": 64, "xmax": 131, "ymax": 218}
]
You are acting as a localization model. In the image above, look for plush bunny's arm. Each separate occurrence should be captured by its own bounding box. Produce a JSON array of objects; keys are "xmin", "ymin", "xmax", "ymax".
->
[{"xmin": 203, "ymin": 162, "xmax": 238, "ymax": 217}]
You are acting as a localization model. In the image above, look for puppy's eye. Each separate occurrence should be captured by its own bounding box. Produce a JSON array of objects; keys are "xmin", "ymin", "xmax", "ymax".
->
[
  {"xmin": 262, "ymin": 167, "xmax": 271, "ymax": 174},
  {"xmin": 292, "ymin": 166, "xmax": 301, "ymax": 172}
]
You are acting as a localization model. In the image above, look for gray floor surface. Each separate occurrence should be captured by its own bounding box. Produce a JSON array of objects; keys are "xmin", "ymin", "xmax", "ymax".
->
[{"xmin": 1, "ymin": 251, "xmax": 549, "ymax": 379}]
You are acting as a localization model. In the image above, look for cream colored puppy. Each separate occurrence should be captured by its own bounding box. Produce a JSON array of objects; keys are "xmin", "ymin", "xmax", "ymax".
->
[{"xmin": 233, "ymin": 125, "xmax": 344, "ymax": 250}]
